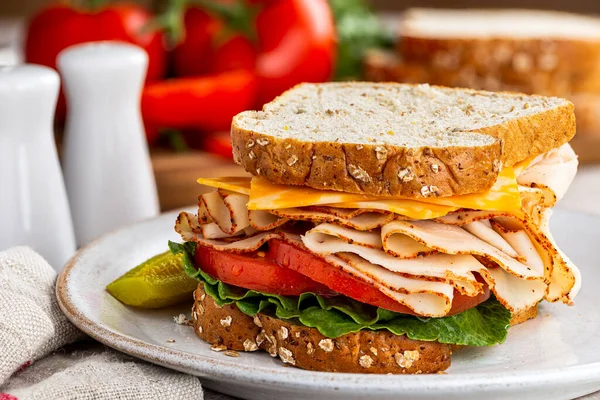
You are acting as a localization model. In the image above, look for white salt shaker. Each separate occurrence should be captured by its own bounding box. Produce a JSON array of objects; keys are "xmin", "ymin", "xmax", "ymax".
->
[
  {"xmin": 59, "ymin": 42, "xmax": 159, "ymax": 246},
  {"xmin": 0, "ymin": 65, "xmax": 76, "ymax": 271}
]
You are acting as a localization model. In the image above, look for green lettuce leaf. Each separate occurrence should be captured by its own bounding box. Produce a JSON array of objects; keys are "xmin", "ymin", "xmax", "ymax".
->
[{"xmin": 169, "ymin": 241, "xmax": 512, "ymax": 346}]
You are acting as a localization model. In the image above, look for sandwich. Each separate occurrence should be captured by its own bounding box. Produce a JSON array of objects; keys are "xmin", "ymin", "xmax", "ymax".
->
[{"xmin": 171, "ymin": 82, "xmax": 580, "ymax": 374}]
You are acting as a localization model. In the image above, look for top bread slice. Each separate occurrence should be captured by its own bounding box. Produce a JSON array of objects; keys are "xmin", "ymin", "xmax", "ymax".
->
[
  {"xmin": 231, "ymin": 82, "xmax": 575, "ymax": 198},
  {"xmin": 399, "ymin": 9, "xmax": 600, "ymax": 84}
]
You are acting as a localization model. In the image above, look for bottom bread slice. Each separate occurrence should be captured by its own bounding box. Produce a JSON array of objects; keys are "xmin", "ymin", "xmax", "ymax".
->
[{"xmin": 191, "ymin": 284, "xmax": 537, "ymax": 374}]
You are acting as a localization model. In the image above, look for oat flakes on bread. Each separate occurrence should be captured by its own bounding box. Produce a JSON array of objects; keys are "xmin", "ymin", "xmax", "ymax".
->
[
  {"xmin": 231, "ymin": 82, "xmax": 575, "ymax": 198},
  {"xmin": 192, "ymin": 285, "xmax": 538, "ymax": 374}
]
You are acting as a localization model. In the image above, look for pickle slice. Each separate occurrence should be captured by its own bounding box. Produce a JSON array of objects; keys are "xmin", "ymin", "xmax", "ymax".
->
[{"xmin": 106, "ymin": 250, "xmax": 198, "ymax": 308}]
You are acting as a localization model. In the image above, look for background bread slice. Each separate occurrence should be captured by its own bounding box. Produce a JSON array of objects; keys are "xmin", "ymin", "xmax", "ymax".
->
[
  {"xmin": 232, "ymin": 82, "xmax": 575, "ymax": 198},
  {"xmin": 399, "ymin": 9, "xmax": 600, "ymax": 88},
  {"xmin": 364, "ymin": 49, "xmax": 600, "ymax": 97},
  {"xmin": 570, "ymin": 93, "xmax": 600, "ymax": 137},
  {"xmin": 191, "ymin": 284, "xmax": 538, "ymax": 374}
]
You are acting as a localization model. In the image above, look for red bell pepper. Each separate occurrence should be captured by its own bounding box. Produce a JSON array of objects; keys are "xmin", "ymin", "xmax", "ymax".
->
[
  {"xmin": 141, "ymin": 69, "xmax": 257, "ymax": 133},
  {"xmin": 172, "ymin": 0, "xmax": 336, "ymax": 105}
]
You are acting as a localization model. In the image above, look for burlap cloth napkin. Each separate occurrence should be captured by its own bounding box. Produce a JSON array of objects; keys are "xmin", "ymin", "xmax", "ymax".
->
[
  {"xmin": 0, "ymin": 247, "xmax": 206, "ymax": 400},
  {"xmin": 0, "ymin": 246, "xmax": 597, "ymax": 400}
]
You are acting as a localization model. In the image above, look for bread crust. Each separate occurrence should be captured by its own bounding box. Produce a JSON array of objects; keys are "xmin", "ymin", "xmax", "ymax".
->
[
  {"xmin": 510, "ymin": 303, "xmax": 539, "ymax": 325},
  {"xmin": 191, "ymin": 286, "xmax": 261, "ymax": 351},
  {"xmin": 231, "ymin": 83, "xmax": 575, "ymax": 198},
  {"xmin": 571, "ymin": 93, "xmax": 600, "ymax": 137},
  {"xmin": 192, "ymin": 284, "xmax": 538, "ymax": 374},
  {"xmin": 399, "ymin": 36, "xmax": 600, "ymax": 94},
  {"xmin": 258, "ymin": 313, "xmax": 451, "ymax": 374},
  {"xmin": 364, "ymin": 49, "xmax": 600, "ymax": 97}
]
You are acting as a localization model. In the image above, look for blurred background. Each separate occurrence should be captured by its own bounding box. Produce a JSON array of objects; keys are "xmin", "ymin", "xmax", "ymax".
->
[
  {"xmin": 2, "ymin": 0, "xmax": 600, "ymax": 15},
  {"xmin": 2, "ymin": 0, "xmax": 600, "ymax": 213}
]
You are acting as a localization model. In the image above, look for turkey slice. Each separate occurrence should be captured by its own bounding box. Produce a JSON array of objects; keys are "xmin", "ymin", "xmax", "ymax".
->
[
  {"xmin": 383, "ymin": 232, "xmax": 436, "ymax": 258},
  {"xmin": 303, "ymin": 206, "xmax": 390, "ymax": 219},
  {"xmin": 248, "ymin": 209, "xmax": 288, "ymax": 231},
  {"xmin": 537, "ymin": 209, "xmax": 581, "ymax": 303},
  {"xmin": 435, "ymin": 210, "xmax": 514, "ymax": 225},
  {"xmin": 197, "ymin": 201, "xmax": 212, "ymax": 224},
  {"xmin": 517, "ymin": 143, "xmax": 578, "ymax": 202},
  {"xmin": 490, "ymin": 220, "xmax": 544, "ymax": 276},
  {"xmin": 302, "ymin": 223, "xmax": 546, "ymax": 315},
  {"xmin": 200, "ymin": 191, "xmax": 249, "ymax": 235},
  {"xmin": 485, "ymin": 267, "xmax": 546, "ymax": 313},
  {"xmin": 437, "ymin": 210, "xmax": 578, "ymax": 303},
  {"xmin": 268, "ymin": 207, "xmax": 395, "ymax": 231},
  {"xmin": 175, "ymin": 211, "xmax": 279, "ymax": 253},
  {"xmin": 324, "ymin": 253, "xmax": 455, "ymax": 317},
  {"xmin": 519, "ymin": 186, "xmax": 553, "ymax": 224},
  {"xmin": 329, "ymin": 199, "xmax": 458, "ymax": 220},
  {"xmin": 303, "ymin": 226, "xmax": 483, "ymax": 296},
  {"xmin": 200, "ymin": 222, "xmax": 244, "ymax": 239},
  {"xmin": 302, "ymin": 223, "xmax": 383, "ymax": 249},
  {"xmin": 462, "ymin": 220, "xmax": 519, "ymax": 259},
  {"xmin": 382, "ymin": 220, "xmax": 544, "ymax": 280}
]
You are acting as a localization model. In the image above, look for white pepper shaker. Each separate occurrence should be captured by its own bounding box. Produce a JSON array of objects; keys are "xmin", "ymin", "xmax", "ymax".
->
[
  {"xmin": 59, "ymin": 42, "xmax": 159, "ymax": 246},
  {"xmin": 0, "ymin": 65, "xmax": 76, "ymax": 271}
]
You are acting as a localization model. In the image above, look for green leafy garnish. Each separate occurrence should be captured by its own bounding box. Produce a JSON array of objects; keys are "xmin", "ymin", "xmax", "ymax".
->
[
  {"xmin": 329, "ymin": 0, "xmax": 393, "ymax": 80},
  {"xmin": 170, "ymin": 241, "xmax": 512, "ymax": 346}
]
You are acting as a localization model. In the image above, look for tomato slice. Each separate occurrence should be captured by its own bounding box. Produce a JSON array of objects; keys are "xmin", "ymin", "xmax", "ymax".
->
[
  {"xmin": 194, "ymin": 238, "xmax": 491, "ymax": 316},
  {"xmin": 267, "ymin": 239, "xmax": 491, "ymax": 316},
  {"xmin": 194, "ymin": 244, "xmax": 334, "ymax": 296}
]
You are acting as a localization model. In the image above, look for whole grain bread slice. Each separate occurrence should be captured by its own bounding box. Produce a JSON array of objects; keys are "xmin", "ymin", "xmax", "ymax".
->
[
  {"xmin": 364, "ymin": 49, "xmax": 600, "ymax": 97},
  {"xmin": 399, "ymin": 9, "xmax": 600, "ymax": 83},
  {"xmin": 191, "ymin": 284, "xmax": 538, "ymax": 374},
  {"xmin": 231, "ymin": 82, "xmax": 575, "ymax": 198}
]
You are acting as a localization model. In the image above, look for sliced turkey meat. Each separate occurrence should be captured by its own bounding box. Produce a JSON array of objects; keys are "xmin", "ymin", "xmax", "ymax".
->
[{"xmin": 517, "ymin": 143, "xmax": 578, "ymax": 203}]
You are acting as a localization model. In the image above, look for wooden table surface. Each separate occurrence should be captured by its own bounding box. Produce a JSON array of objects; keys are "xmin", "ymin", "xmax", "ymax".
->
[{"xmin": 151, "ymin": 150, "xmax": 248, "ymax": 211}]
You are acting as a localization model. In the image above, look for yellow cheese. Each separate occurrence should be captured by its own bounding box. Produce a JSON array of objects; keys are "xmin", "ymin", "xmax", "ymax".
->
[
  {"xmin": 196, "ymin": 166, "xmax": 522, "ymax": 219},
  {"xmin": 197, "ymin": 177, "xmax": 250, "ymax": 195},
  {"xmin": 512, "ymin": 156, "xmax": 535, "ymax": 176},
  {"xmin": 329, "ymin": 200, "xmax": 458, "ymax": 220},
  {"xmin": 417, "ymin": 167, "xmax": 521, "ymax": 213}
]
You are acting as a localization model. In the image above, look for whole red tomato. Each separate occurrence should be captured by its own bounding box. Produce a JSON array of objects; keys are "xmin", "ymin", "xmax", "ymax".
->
[
  {"xmin": 254, "ymin": 0, "xmax": 336, "ymax": 104},
  {"xmin": 26, "ymin": 3, "xmax": 166, "ymax": 122},
  {"xmin": 173, "ymin": 0, "xmax": 336, "ymax": 106},
  {"xmin": 172, "ymin": 7, "xmax": 256, "ymax": 77}
]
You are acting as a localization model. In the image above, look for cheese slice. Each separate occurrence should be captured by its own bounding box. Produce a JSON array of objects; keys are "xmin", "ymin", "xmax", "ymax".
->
[
  {"xmin": 418, "ymin": 167, "xmax": 521, "ymax": 212},
  {"xmin": 196, "ymin": 166, "xmax": 521, "ymax": 219},
  {"xmin": 248, "ymin": 166, "xmax": 521, "ymax": 213},
  {"xmin": 197, "ymin": 177, "xmax": 250, "ymax": 195},
  {"xmin": 195, "ymin": 145, "xmax": 576, "ymax": 221}
]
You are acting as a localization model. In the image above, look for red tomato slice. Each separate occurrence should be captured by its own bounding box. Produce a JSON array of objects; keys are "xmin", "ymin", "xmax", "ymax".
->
[
  {"xmin": 194, "ymin": 244, "xmax": 334, "ymax": 296},
  {"xmin": 267, "ymin": 239, "xmax": 491, "ymax": 316}
]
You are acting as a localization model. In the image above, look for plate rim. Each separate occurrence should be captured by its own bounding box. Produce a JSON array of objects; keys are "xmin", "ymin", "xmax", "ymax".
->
[{"xmin": 56, "ymin": 208, "xmax": 600, "ymax": 395}]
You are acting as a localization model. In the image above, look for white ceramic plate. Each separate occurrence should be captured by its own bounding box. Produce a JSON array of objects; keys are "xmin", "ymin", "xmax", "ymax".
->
[{"xmin": 57, "ymin": 208, "xmax": 600, "ymax": 400}]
